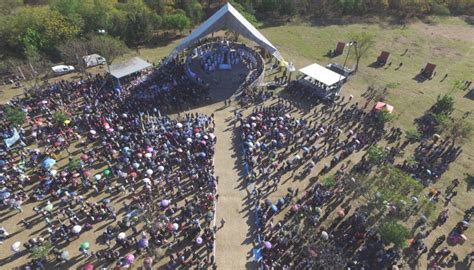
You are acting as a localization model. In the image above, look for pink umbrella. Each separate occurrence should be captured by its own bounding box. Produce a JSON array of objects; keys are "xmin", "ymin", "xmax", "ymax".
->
[
  {"xmin": 83, "ymin": 263, "xmax": 94, "ymax": 270},
  {"xmin": 81, "ymin": 154, "xmax": 89, "ymax": 161},
  {"xmin": 125, "ymin": 254, "xmax": 135, "ymax": 264},
  {"xmin": 200, "ymin": 140, "xmax": 206, "ymax": 145},
  {"xmin": 146, "ymin": 147, "xmax": 153, "ymax": 153},
  {"xmin": 264, "ymin": 241, "xmax": 272, "ymax": 249}
]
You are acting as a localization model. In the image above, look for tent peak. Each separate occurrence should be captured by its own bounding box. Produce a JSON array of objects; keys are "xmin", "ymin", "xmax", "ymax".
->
[{"xmin": 167, "ymin": 2, "xmax": 284, "ymax": 62}]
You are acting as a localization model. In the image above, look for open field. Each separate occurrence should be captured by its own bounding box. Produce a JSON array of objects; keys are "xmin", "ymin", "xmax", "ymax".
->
[{"xmin": 0, "ymin": 16, "xmax": 473, "ymax": 269}]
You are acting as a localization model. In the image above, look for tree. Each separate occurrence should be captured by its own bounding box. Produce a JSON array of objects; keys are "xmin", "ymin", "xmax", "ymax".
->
[
  {"xmin": 57, "ymin": 38, "xmax": 89, "ymax": 73},
  {"xmin": 53, "ymin": 111, "xmax": 69, "ymax": 125},
  {"xmin": 88, "ymin": 35, "xmax": 128, "ymax": 66},
  {"xmin": 119, "ymin": 0, "xmax": 162, "ymax": 46},
  {"xmin": 322, "ymin": 175, "xmax": 337, "ymax": 188},
  {"xmin": 432, "ymin": 94, "xmax": 454, "ymax": 115},
  {"xmin": 378, "ymin": 109, "xmax": 396, "ymax": 124},
  {"xmin": 4, "ymin": 106, "xmax": 26, "ymax": 127},
  {"xmin": 31, "ymin": 241, "xmax": 53, "ymax": 260},
  {"xmin": 229, "ymin": 0, "xmax": 260, "ymax": 26},
  {"xmin": 441, "ymin": 117, "xmax": 473, "ymax": 143},
  {"xmin": 176, "ymin": 0, "xmax": 203, "ymax": 24},
  {"xmin": 67, "ymin": 158, "xmax": 81, "ymax": 171},
  {"xmin": 144, "ymin": 0, "xmax": 167, "ymax": 16},
  {"xmin": 0, "ymin": 0, "xmax": 23, "ymax": 15},
  {"xmin": 379, "ymin": 222, "xmax": 410, "ymax": 247},
  {"xmin": 350, "ymin": 31, "xmax": 375, "ymax": 71},
  {"xmin": 405, "ymin": 128, "xmax": 421, "ymax": 142},
  {"xmin": 366, "ymin": 145, "xmax": 388, "ymax": 165},
  {"xmin": 163, "ymin": 11, "xmax": 191, "ymax": 32}
]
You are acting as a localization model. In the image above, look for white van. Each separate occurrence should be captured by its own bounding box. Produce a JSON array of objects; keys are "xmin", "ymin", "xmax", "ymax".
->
[
  {"xmin": 83, "ymin": 54, "xmax": 106, "ymax": 68},
  {"xmin": 51, "ymin": 65, "xmax": 75, "ymax": 75}
]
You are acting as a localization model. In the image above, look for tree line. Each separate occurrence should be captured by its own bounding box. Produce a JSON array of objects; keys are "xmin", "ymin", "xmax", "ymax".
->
[
  {"xmin": 233, "ymin": 0, "xmax": 473, "ymax": 17},
  {"xmin": 0, "ymin": 0, "xmax": 472, "ymax": 77},
  {"xmin": 0, "ymin": 0, "xmax": 206, "ymax": 76}
]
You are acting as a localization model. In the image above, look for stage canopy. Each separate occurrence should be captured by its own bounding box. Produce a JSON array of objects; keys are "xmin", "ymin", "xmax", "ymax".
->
[
  {"xmin": 109, "ymin": 57, "xmax": 152, "ymax": 79},
  {"xmin": 168, "ymin": 3, "xmax": 283, "ymax": 62},
  {"xmin": 299, "ymin": 63, "xmax": 345, "ymax": 87}
]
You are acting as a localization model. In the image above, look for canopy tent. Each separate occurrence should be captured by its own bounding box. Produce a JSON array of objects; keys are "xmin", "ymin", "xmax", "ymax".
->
[
  {"xmin": 109, "ymin": 57, "xmax": 152, "ymax": 79},
  {"xmin": 299, "ymin": 63, "xmax": 345, "ymax": 87},
  {"xmin": 167, "ymin": 3, "xmax": 283, "ymax": 63}
]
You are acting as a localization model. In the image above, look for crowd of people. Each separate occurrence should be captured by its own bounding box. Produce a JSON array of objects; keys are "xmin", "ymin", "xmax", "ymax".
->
[
  {"xmin": 0, "ymin": 39, "xmax": 472, "ymax": 270},
  {"xmin": 236, "ymin": 93, "xmax": 471, "ymax": 269},
  {"xmin": 1, "ymin": 59, "xmax": 219, "ymax": 269}
]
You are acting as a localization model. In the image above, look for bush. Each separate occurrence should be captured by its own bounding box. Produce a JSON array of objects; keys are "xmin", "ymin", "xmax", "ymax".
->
[
  {"xmin": 67, "ymin": 158, "xmax": 81, "ymax": 171},
  {"xmin": 31, "ymin": 241, "xmax": 52, "ymax": 260},
  {"xmin": 367, "ymin": 145, "xmax": 388, "ymax": 165},
  {"xmin": 379, "ymin": 222, "xmax": 410, "ymax": 247},
  {"xmin": 163, "ymin": 12, "xmax": 191, "ymax": 31},
  {"xmin": 378, "ymin": 109, "xmax": 396, "ymax": 124},
  {"xmin": 405, "ymin": 128, "xmax": 421, "ymax": 142},
  {"xmin": 432, "ymin": 94, "xmax": 454, "ymax": 115},
  {"xmin": 322, "ymin": 175, "xmax": 337, "ymax": 188},
  {"xmin": 432, "ymin": 4, "xmax": 451, "ymax": 15},
  {"xmin": 53, "ymin": 111, "xmax": 68, "ymax": 125},
  {"xmin": 4, "ymin": 105, "xmax": 25, "ymax": 126}
]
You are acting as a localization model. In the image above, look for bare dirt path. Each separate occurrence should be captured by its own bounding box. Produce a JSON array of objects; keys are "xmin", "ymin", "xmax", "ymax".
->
[{"xmin": 213, "ymin": 103, "xmax": 255, "ymax": 270}]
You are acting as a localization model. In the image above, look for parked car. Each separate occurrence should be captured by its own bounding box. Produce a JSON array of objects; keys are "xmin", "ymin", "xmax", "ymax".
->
[
  {"xmin": 83, "ymin": 54, "xmax": 106, "ymax": 68},
  {"xmin": 51, "ymin": 65, "xmax": 75, "ymax": 75}
]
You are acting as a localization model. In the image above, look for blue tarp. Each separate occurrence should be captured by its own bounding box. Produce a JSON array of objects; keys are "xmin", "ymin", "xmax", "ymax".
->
[
  {"xmin": 252, "ymin": 248, "xmax": 262, "ymax": 262},
  {"xmin": 42, "ymin": 157, "xmax": 56, "ymax": 170},
  {"xmin": 4, "ymin": 128, "xmax": 20, "ymax": 148}
]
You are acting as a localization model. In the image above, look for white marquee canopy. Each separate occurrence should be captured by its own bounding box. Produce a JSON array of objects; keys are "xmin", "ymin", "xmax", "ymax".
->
[
  {"xmin": 168, "ymin": 3, "xmax": 283, "ymax": 62},
  {"xmin": 299, "ymin": 63, "xmax": 345, "ymax": 87},
  {"xmin": 109, "ymin": 57, "xmax": 152, "ymax": 79}
]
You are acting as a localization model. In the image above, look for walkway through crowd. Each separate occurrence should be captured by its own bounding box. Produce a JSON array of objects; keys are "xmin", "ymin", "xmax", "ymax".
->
[{"xmin": 213, "ymin": 102, "xmax": 256, "ymax": 269}]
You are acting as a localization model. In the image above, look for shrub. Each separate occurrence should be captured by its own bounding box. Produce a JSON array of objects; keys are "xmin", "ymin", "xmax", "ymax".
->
[
  {"xmin": 367, "ymin": 145, "xmax": 388, "ymax": 165},
  {"xmin": 4, "ymin": 105, "xmax": 25, "ymax": 126},
  {"xmin": 432, "ymin": 4, "xmax": 451, "ymax": 15},
  {"xmin": 405, "ymin": 128, "xmax": 421, "ymax": 142},
  {"xmin": 378, "ymin": 109, "xmax": 396, "ymax": 124},
  {"xmin": 67, "ymin": 158, "xmax": 81, "ymax": 171},
  {"xmin": 322, "ymin": 175, "xmax": 337, "ymax": 188},
  {"xmin": 432, "ymin": 94, "xmax": 454, "ymax": 115},
  {"xmin": 379, "ymin": 222, "xmax": 410, "ymax": 247},
  {"xmin": 31, "ymin": 241, "xmax": 52, "ymax": 260},
  {"xmin": 53, "ymin": 111, "xmax": 68, "ymax": 125}
]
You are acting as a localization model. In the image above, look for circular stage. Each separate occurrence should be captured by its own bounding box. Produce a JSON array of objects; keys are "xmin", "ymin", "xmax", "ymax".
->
[{"xmin": 185, "ymin": 40, "xmax": 265, "ymax": 100}]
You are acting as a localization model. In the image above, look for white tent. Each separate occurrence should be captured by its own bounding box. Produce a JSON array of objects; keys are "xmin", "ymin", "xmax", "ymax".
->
[
  {"xmin": 168, "ymin": 3, "xmax": 283, "ymax": 62},
  {"xmin": 299, "ymin": 63, "xmax": 345, "ymax": 87},
  {"xmin": 109, "ymin": 57, "xmax": 152, "ymax": 79}
]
